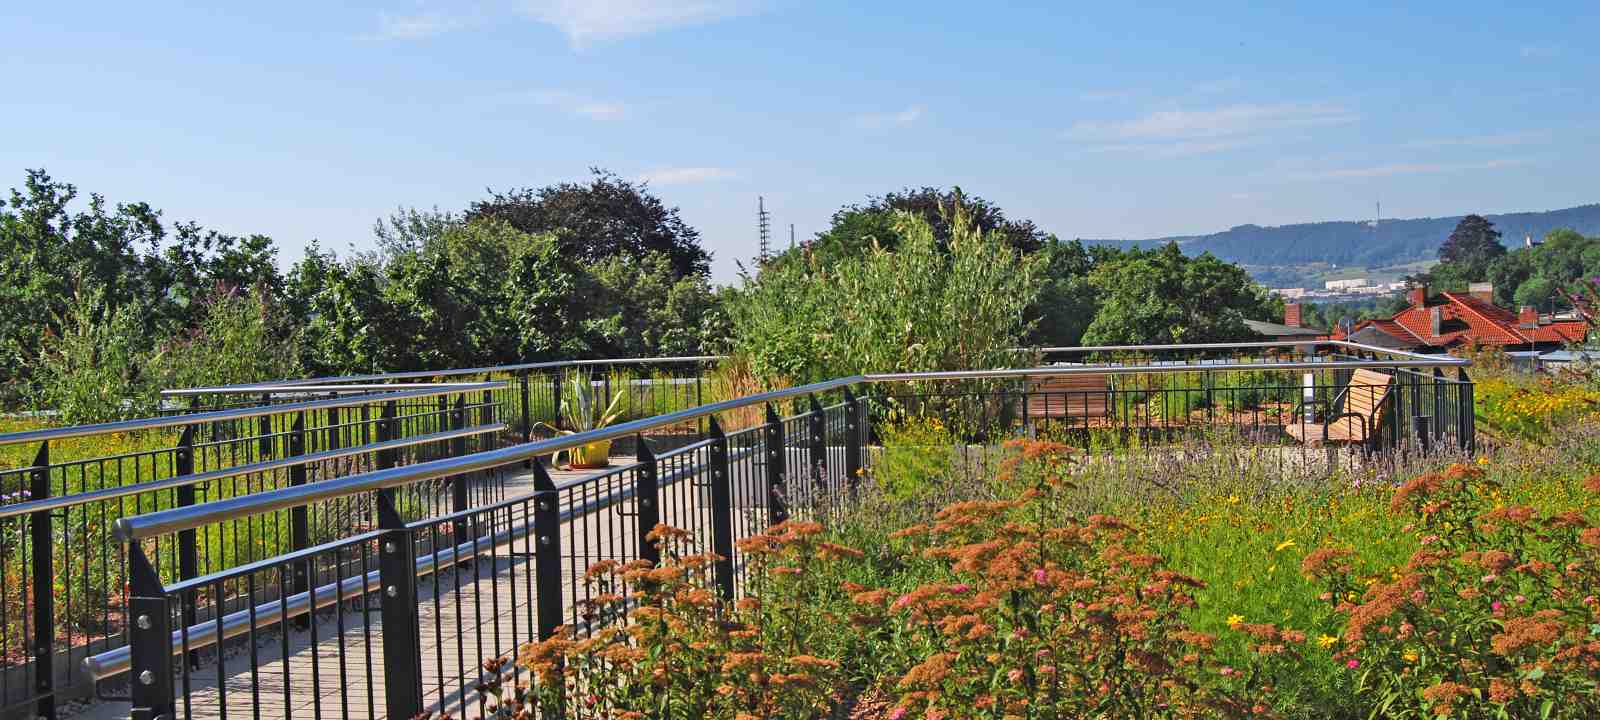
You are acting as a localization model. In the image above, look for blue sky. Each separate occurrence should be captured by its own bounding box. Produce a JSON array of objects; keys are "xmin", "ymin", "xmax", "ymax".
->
[{"xmin": 2, "ymin": 1, "xmax": 1595, "ymax": 281}]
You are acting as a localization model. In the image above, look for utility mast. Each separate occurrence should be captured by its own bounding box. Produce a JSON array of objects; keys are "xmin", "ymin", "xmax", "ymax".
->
[{"xmin": 757, "ymin": 196, "xmax": 772, "ymax": 263}]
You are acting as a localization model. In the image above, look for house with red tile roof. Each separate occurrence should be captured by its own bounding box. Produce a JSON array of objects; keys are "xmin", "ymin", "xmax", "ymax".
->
[{"xmin": 1332, "ymin": 283, "xmax": 1588, "ymax": 352}]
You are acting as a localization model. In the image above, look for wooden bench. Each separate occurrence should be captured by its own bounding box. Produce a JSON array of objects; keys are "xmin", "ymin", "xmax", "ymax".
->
[
  {"xmin": 1026, "ymin": 372, "xmax": 1112, "ymax": 421},
  {"xmin": 1285, "ymin": 369, "xmax": 1394, "ymax": 447}
]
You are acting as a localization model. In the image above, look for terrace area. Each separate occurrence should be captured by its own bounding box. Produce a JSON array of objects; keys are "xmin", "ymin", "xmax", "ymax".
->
[{"xmin": 0, "ymin": 341, "xmax": 1472, "ymax": 720}]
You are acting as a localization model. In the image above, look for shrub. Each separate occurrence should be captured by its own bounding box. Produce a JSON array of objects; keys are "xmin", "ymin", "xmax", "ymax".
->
[
  {"xmin": 29, "ymin": 281, "xmax": 157, "ymax": 423},
  {"xmin": 1306, "ymin": 463, "xmax": 1600, "ymax": 718}
]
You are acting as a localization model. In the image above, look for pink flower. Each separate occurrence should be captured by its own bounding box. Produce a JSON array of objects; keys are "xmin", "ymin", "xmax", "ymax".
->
[
  {"xmin": 948, "ymin": 583, "xmax": 972, "ymax": 594},
  {"xmin": 1513, "ymin": 595, "xmax": 1527, "ymax": 604},
  {"xmin": 1346, "ymin": 659, "xmax": 1359, "ymax": 669},
  {"xmin": 887, "ymin": 707, "xmax": 907, "ymax": 720},
  {"xmin": 892, "ymin": 594, "xmax": 912, "ymax": 610},
  {"xmin": 1491, "ymin": 601, "xmax": 1503, "ymax": 612},
  {"xmin": 1219, "ymin": 666, "xmax": 1235, "ymax": 676},
  {"xmin": 1034, "ymin": 568, "xmax": 1048, "ymax": 584},
  {"xmin": 1007, "ymin": 668, "xmax": 1025, "ymax": 684}
]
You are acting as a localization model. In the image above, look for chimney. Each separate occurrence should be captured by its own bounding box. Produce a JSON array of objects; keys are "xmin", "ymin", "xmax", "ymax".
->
[
  {"xmin": 1469, "ymin": 282, "xmax": 1494, "ymax": 305},
  {"xmin": 1430, "ymin": 306, "xmax": 1443, "ymax": 337},
  {"xmin": 1519, "ymin": 306, "xmax": 1539, "ymax": 328},
  {"xmin": 1284, "ymin": 303, "xmax": 1302, "ymax": 328},
  {"xmin": 1407, "ymin": 285, "xmax": 1427, "ymax": 308}
]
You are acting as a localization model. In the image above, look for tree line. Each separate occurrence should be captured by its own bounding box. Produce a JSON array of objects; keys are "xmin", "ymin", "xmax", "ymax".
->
[{"xmin": 1, "ymin": 171, "xmax": 1280, "ymax": 421}]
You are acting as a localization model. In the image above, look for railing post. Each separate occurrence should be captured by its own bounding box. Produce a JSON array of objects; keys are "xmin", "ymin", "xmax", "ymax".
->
[
  {"xmin": 1413, "ymin": 416, "xmax": 1433, "ymax": 454},
  {"xmin": 706, "ymin": 418, "xmax": 736, "ymax": 601},
  {"xmin": 1432, "ymin": 368, "xmax": 1447, "ymax": 446},
  {"xmin": 28, "ymin": 442, "xmax": 55, "ymax": 720},
  {"xmin": 288, "ymin": 415, "xmax": 311, "ymax": 629},
  {"xmin": 450, "ymin": 396, "xmax": 471, "ymax": 542},
  {"xmin": 1458, "ymin": 368, "xmax": 1475, "ymax": 454},
  {"xmin": 375, "ymin": 491, "xmax": 423, "ymax": 719},
  {"xmin": 173, "ymin": 426, "xmax": 200, "ymax": 666},
  {"xmin": 844, "ymin": 388, "xmax": 864, "ymax": 493},
  {"xmin": 519, "ymin": 371, "xmax": 534, "ymax": 468},
  {"xmin": 375, "ymin": 401, "xmax": 398, "ymax": 522},
  {"xmin": 634, "ymin": 437, "xmax": 661, "ymax": 566},
  {"xmin": 530, "ymin": 463, "xmax": 565, "ymax": 715},
  {"xmin": 807, "ymin": 395, "xmax": 827, "ymax": 497},
  {"xmin": 482, "ymin": 387, "xmax": 496, "ymax": 442},
  {"xmin": 127, "ymin": 546, "xmax": 173, "ymax": 720},
  {"xmin": 531, "ymin": 463, "xmax": 564, "ymax": 639},
  {"xmin": 257, "ymin": 393, "xmax": 273, "ymax": 459},
  {"xmin": 764, "ymin": 403, "xmax": 788, "ymax": 527},
  {"xmin": 550, "ymin": 371, "xmax": 563, "ymax": 431}
]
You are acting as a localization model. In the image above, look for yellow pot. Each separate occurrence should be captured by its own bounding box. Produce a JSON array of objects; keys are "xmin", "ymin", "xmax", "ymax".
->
[{"xmin": 566, "ymin": 439, "xmax": 612, "ymax": 469}]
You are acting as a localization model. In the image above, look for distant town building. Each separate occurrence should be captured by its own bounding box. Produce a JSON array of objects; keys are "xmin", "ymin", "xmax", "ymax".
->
[
  {"xmin": 1333, "ymin": 284, "xmax": 1587, "ymax": 352},
  {"xmin": 1245, "ymin": 303, "xmax": 1327, "ymax": 341},
  {"xmin": 1324, "ymin": 278, "xmax": 1369, "ymax": 291}
]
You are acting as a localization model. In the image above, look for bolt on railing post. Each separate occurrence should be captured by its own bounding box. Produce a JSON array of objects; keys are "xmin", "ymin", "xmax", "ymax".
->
[
  {"xmin": 844, "ymin": 388, "xmax": 864, "ymax": 494},
  {"xmin": 288, "ymin": 415, "xmax": 311, "ymax": 630},
  {"xmin": 634, "ymin": 437, "xmax": 662, "ymax": 566},
  {"xmin": 173, "ymin": 426, "xmax": 200, "ymax": 667},
  {"xmin": 764, "ymin": 403, "xmax": 788, "ymax": 527},
  {"xmin": 375, "ymin": 490, "xmax": 423, "ymax": 720},
  {"xmin": 706, "ymin": 418, "xmax": 736, "ymax": 601},
  {"xmin": 28, "ymin": 441, "xmax": 55, "ymax": 720},
  {"xmin": 807, "ymin": 395, "xmax": 827, "ymax": 497},
  {"xmin": 127, "ymin": 545, "xmax": 173, "ymax": 720}
]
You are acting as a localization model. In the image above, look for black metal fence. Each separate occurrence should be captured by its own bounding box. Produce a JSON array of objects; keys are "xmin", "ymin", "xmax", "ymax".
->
[
  {"xmin": 89, "ymin": 341, "xmax": 1472, "ymax": 720},
  {"xmin": 0, "ymin": 384, "xmax": 509, "ymax": 719}
]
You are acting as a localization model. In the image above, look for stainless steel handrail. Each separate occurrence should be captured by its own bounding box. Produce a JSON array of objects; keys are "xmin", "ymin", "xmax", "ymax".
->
[
  {"xmin": 114, "ymin": 351, "xmax": 1470, "ymax": 542},
  {"xmin": 159, "ymin": 383, "xmax": 507, "ymax": 397},
  {"xmin": 0, "ymin": 423, "xmax": 506, "ymax": 521},
  {"xmin": 0, "ymin": 382, "xmax": 505, "ymax": 448},
  {"xmin": 163, "ymin": 355, "xmax": 723, "ymax": 395}
]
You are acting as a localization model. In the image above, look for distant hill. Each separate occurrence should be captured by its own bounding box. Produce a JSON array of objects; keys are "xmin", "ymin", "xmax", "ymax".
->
[{"xmin": 1083, "ymin": 204, "xmax": 1600, "ymax": 269}]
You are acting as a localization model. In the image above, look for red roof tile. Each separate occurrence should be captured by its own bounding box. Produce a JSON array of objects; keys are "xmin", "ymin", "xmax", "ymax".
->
[{"xmin": 1338, "ymin": 292, "xmax": 1587, "ymax": 349}]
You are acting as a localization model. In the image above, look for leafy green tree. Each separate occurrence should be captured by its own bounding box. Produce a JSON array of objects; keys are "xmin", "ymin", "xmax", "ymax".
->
[
  {"xmin": 1080, "ymin": 243, "xmax": 1273, "ymax": 345},
  {"xmin": 152, "ymin": 287, "xmax": 301, "ymax": 392},
  {"xmin": 1513, "ymin": 277, "xmax": 1555, "ymax": 309},
  {"xmin": 727, "ymin": 205, "xmax": 1041, "ymax": 384},
  {"xmin": 789, "ymin": 186, "xmax": 1046, "ymax": 269},
  {"xmin": 467, "ymin": 169, "xmax": 711, "ymax": 279},
  {"xmin": 1027, "ymin": 238, "xmax": 1105, "ymax": 347},
  {"xmin": 30, "ymin": 281, "xmax": 158, "ymax": 423}
]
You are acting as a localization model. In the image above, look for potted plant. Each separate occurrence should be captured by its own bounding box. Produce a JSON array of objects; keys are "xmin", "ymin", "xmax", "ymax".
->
[{"xmin": 536, "ymin": 370, "xmax": 627, "ymax": 469}]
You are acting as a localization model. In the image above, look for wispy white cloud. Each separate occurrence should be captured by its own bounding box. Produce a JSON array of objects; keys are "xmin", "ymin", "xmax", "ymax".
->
[
  {"xmin": 1406, "ymin": 131, "xmax": 1550, "ymax": 149},
  {"xmin": 853, "ymin": 105, "xmax": 926, "ymax": 130},
  {"xmin": 1065, "ymin": 102, "xmax": 1354, "ymax": 157},
  {"xmin": 1069, "ymin": 102, "xmax": 1356, "ymax": 142},
  {"xmin": 375, "ymin": 11, "xmax": 464, "ymax": 40},
  {"xmin": 481, "ymin": 90, "xmax": 628, "ymax": 120},
  {"xmin": 636, "ymin": 166, "xmax": 736, "ymax": 185},
  {"xmin": 1293, "ymin": 158, "xmax": 1528, "ymax": 181},
  {"xmin": 519, "ymin": 0, "xmax": 761, "ymax": 47}
]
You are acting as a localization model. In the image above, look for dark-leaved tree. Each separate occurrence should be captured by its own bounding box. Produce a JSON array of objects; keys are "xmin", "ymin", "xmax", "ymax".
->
[
  {"xmin": 466, "ymin": 168, "xmax": 711, "ymax": 279},
  {"xmin": 794, "ymin": 186, "xmax": 1047, "ymax": 268}
]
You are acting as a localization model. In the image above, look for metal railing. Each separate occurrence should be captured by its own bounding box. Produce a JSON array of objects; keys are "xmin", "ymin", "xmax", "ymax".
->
[
  {"xmin": 0, "ymin": 384, "xmax": 510, "ymax": 719},
  {"xmin": 99, "ymin": 342, "xmax": 1471, "ymax": 720}
]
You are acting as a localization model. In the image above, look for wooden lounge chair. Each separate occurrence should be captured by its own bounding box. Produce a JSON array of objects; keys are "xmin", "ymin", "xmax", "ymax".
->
[
  {"xmin": 1026, "ymin": 372, "xmax": 1112, "ymax": 423},
  {"xmin": 1285, "ymin": 369, "xmax": 1393, "ymax": 447}
]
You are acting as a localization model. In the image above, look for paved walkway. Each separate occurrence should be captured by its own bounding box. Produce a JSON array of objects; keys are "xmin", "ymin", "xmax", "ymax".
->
[{"xmin": 72, "ymin": 446, "xmax": 826, "ymax": 720}]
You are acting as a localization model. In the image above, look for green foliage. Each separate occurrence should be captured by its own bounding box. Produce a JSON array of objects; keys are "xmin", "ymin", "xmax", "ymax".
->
[
  {"xmin": 29, "ymin": 282, "xmax": 157, "ymax": 423},
  {"xmin": 727, "ymin": 205, "xmax": 1042, "ymax": 384},
  {"xmin": 1081, "ymin": 242, "xmax": 1275, "ymax": 345},
  {"xmin": 467, "ymin": 168, "xmax": 711, "ymax": 279},
  {"xmin": 151, "ymin": 288, "xmax": 302, "ymax": 392},
  {"xmin": 783, "ymin": 186, "xmax": 1048, "ymax": 269}
]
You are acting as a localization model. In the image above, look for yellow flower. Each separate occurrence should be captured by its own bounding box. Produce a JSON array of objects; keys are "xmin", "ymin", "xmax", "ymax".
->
[
  {"xmin": 1226, "ymin": 614, "xmax": 1244, "ymax": 627},
  {"xmin": 1402, "ymin": 650, "xmax": 1419, "ymax": 663},
  {"xmin": 1226, "ymin": 495, "xmax": 1240, "ymax": 505},
  {"xmin": 1274, "ymin": 539, "xmax": 1296, "ymax": 552},
  {"xmin": 1316, "ymin": 635, "xmax": 1338, "ymax": 648},
  {"xmin": 1476, "ymin": 456, "xmax": 1489, "ymax": 466}
]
